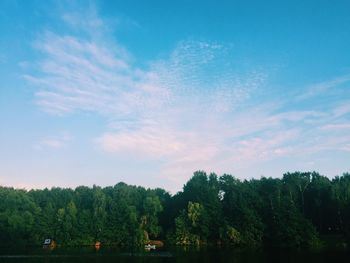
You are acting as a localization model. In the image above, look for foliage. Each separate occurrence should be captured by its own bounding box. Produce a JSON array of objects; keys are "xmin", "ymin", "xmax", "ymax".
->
[{"xmin": 0, "ymin": 171, "xmax": 349, "ymax": 248}]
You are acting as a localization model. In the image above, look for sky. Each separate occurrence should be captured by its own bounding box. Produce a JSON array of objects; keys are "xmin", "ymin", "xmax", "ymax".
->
[{"xmin": 0, "ymin": 0, "xmax": 350, "ymax": 193}]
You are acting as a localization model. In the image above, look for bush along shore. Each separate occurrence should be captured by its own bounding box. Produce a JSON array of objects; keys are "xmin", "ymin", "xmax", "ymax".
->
[{"xmin": 1, "ymin": 171, "xmax": 350, "ymax": 249}]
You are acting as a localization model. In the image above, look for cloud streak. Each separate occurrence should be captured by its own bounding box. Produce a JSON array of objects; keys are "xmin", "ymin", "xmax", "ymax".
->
[
  {"xmin": 297, "ymin": 74, "xmax": 350, "ymax": 100},
  {"xmin": 36, "ymin": 132, "xmax": 72, "ymax": 149}
]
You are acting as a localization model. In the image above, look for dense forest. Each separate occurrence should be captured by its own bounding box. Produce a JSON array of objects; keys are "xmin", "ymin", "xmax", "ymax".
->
[{"xmin": 1, "ymin": 171, "xmax": 350, "ymax": 248}]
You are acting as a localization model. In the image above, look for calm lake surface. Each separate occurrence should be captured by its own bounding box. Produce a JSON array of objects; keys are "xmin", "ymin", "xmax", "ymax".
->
[{"xmin": 0, "ymin": 247, "xmax": 349, "ymax": 263}]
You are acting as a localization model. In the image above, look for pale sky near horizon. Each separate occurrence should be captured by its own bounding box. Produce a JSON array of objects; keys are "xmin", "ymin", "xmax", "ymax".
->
[{"xmin": 0, "ymin": 0, "xmax": 350, "ymax": 193}]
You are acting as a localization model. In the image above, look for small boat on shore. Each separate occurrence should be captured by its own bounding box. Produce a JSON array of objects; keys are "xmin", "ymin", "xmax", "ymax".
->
[
  {"xmin": 144, "ymin": 244, "xmax": 156, "ymax": 250},
  {"xmin": 42, "ymin": 238, "xmax": 56, "ymax": 249}
]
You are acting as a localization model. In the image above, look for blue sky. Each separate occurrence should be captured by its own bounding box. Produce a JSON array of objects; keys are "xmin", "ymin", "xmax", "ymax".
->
[{"xmin": 1, "ymin": 0, "xmax": 350, "ymax": 192}]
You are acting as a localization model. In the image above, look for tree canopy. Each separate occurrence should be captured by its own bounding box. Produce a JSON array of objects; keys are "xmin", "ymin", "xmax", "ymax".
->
[{"xmin": 1, "ymin": 171, "xmax": 349, "ymax": 248}]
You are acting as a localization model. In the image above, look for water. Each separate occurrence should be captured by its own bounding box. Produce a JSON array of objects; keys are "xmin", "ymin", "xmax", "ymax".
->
[{"xmin": 0, "ymin": 247, "xmax": 349, "ymax": 263}]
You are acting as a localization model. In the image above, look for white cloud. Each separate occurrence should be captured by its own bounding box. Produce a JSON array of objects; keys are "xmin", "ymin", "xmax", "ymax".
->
[
  {"xmin": 333, "ymin": 101, "xmax": 350, "ymax": 117},
  {"xmin": 321, "ymin": 123, "xmax": 350, "ymax": 131},
  {"xmin": 25, "ymin": 31, "xmax": 168, "ymax": 116},
  {"xmin": 297, "ymin": 74, "xmax": 350, "ymax": 100},
  {"xmin": 97, "ymin": 127, "xmax": 186, "ymax": 158},
  {"xmin": 37, "ymin": 133, "xmax": 72, "ymax": 149}
]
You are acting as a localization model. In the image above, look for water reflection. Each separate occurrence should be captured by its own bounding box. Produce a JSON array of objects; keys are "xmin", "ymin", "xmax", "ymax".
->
[{"xmin": 0, "ymin": 246, "xmax": 349, "ymax": 263}]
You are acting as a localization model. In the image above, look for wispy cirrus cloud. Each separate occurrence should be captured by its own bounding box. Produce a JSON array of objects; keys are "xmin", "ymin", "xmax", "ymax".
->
[{"xmin": 23, "ymin": 6, "xmax": 350, "ymax": 190}]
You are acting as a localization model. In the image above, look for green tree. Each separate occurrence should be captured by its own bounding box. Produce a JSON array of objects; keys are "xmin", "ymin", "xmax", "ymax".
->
[
  {"xmin": 92, "ymin": 186, "xmax": 107, "ymax": 241},
  {"xmin": 141, "ymin": 195, "xmax": 163, "ymax": 238}
]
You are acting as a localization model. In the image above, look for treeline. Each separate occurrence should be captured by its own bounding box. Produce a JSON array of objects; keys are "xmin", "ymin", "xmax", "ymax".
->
[{"xmin": 1, "ymin": 171, "xmax": 350, "ymax": 248}]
